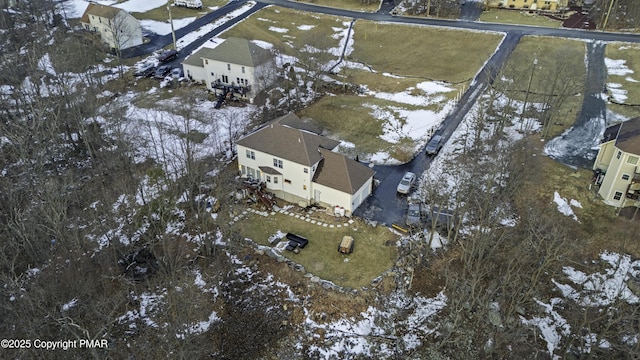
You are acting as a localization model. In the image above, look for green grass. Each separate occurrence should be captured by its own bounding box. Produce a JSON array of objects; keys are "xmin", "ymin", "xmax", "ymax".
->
[
  {"xmin": 514, "ymin": 137, "xmax": 640, "ymax": 260},
  {"xmin": 480, "ymin": 8, "xmax": 563, "ymax": 27},
  {"xmin": 235, "ymin": 212, "xmax": 398, "ymax": 288},
  {"xmin": 298, "ymin": 95, "xmax": 445, "ymax": 162},
  {"xmin": 296, "ymin": 0, "xmax": 380, "ymax": 12},
  {"xmin": 224, "ymin": 6, "xmax": 349, "ymax": 55},
  {"xmin": 605, "ymin": 43, "xmax": 640, "ymax": 119},
  {"xmin": 351, "ymin": 21, "xmax": 502, "ymax": 83},
  {"xmin": 494, "ymin": 36, "xmax": 586, "ymax": 138}
]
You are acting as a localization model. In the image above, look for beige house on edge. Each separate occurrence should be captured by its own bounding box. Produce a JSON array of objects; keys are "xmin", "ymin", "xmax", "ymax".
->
[
  {"xmin": 236, "ymin": 114, "xmax": 375, "ymax": 216},
  {"xmin": 80, "ymin": 4, "xmax": 143, "ymax": 51},
  {"xmin": 593, "ymin": 116, "xmax": 640, "ymax": 208}
]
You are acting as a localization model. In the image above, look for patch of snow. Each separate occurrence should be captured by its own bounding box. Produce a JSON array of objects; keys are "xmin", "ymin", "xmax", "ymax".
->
[
  {"xmin": 176, "ymin": 311, "xmax": 220, "ymax": 339},
  {"xmin": 552, "ymin": 191, "xmax": 578, "ymax": 221},
  {"xmin": 140, "ymin": 17, "xmax": 196, "ymax": 36},
  {"xmin": 269, "ymin": 26, "xmax": 289, "ymax": 33},
  {"xmin": 62, "ymin": 298, "xmax": 78, "ymax": 311},
  {"xmin": 553, "ymin": 252, "xmax": 640, "ymax": 307},
  {"xmin": 521, "ymin": 298, "xmax": 570, "ymax": 360},
  {"xmin": 605, "ymin": 58, "xmax": 633, "ymax": 76}
]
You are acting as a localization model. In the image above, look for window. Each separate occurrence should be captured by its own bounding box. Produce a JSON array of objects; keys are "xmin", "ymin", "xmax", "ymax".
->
[
  {"xmin": 266, "ymin": 175, "xmax": 271, "ymax": 183},
  {"xmin": 241, "ymin": 165, "xmax": 246, "ymax": 175},
  {"xmin": 303, "ymin": 185, "xmax": 307, "ymax": 190},
  {"xmin": 205, "ymin": 59, "xmax": 208, "ymax": 65},
  {"xmin": 245, "ymin": 150, "xmax": 255, "ymax": 159},
  {"xmin": 285, "ymin": 179, "xmax": 291, "ymax": 184},
  {"xmin": 617, "ymin": 151, "xmax": 622, "ymax": 159},
  {"xmin": 227, "ymin": 64, "xmax": 231, "ymax": 71},
  {"xmin": 242, "ymin": 66, "xmax": 245, "ymax": 74},
  {"xmin": 614, "ymin": 191, "xmax": 623, "ymax": 201},
  {"xmin": 274, "ymin": 177, "xmax": 278, "ymax": 184},
  {"xmin": 622, "ymin": 174, "xmax": 631, "ymax": 181},
  {"xmin": 627, "ymin": 155, "xmax": 639, "ymax": 165},
  {"xmin": 222, "ymin": 75, "xmax": 228, "ymax": 83},
  {"xmin": 273, "ymin": 158, "xmax": 283, "ymax": 169},
  {"xmin": 211, "ymin": 72, "xmax": 215, "ymax": 76},
  {"xmin": 304, "ymin": 168, "xmax": 308, "ymax": 174}
]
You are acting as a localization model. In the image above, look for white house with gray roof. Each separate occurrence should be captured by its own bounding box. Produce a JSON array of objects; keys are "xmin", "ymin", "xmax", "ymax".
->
[
  {"xmin": 181, "ymin": 37, "xmax": 275, "ymax": 103},
  {"xmin": 236, "ymin": 113, "xmax": 375, "ymax": 215},
  {"xmin": 80, "ymin": 3, "xmax": 142, "ymax": 51}
]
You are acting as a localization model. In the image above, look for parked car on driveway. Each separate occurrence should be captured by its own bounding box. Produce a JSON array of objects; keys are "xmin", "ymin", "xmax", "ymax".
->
[
  {"xmin": 425, "ymin": 205, "xmax": 456, "ymax": 229},
  {"xmin": 397, "ymin": 171, "xmax": 416, "ymax": 194},
  {"xmin": 134, "ymin": 63, "xmax": 155, "ymax": 78},
  {"xmin": 171, "ymin": 67, "xmax": 183, "ymax": 79},
  {"xmin": 426, "ymin": 135, "xmax": 443, "ymax": 155},
  {"xmin": 406, "ymin": 203, "xmax": 421, "ymax": 226},
  {"xmin": 153, "ymin": 65, "xmax": 171, "ymax": 79},
  {"xmin": 158, "ymin": 49, "xmax": 178, "ymax": 63}
]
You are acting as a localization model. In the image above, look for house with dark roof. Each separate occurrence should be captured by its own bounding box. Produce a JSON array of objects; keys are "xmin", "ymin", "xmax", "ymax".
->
[
  {"xmin": 593, "ymin": 116, "xmax": 640, "ymax": 207},
  {"xmin": 181, "ymin": 37, "xmax": 275, "ymax": 103},
  {"xmin": 236, "ymin": 113, "xmax": 375, "ymax": 215},
  {"xmin": 80, "ymin": 3, "xmax": 142, "ymax": 51}
]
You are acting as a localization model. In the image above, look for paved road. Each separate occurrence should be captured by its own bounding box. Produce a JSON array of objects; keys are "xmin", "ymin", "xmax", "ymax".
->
[
  {"xmin": 544, "ymin": 42, "xmax": 608, "ymax": 168},
  {"xmin": 255, "ymin": 0, "xmax": 640, "ymax": 44},
  {"xmin": 121, "ymin": 1, "xmax": 264, "ymax": 59},
  {"xmin": 355, "ymin": 32, "xmax": 523, "ymax": 226}
]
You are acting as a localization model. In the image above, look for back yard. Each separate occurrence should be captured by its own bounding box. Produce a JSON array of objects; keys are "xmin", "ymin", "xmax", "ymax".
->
[{"xmin": 234, "ymin": 208, "xmax": 399, "ymax": 289}]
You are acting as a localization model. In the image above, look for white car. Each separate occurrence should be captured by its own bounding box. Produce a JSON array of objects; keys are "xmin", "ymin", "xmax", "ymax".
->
[{"xmin": 397, "ymin": 172, "xmax": 416, "ymax": 194}]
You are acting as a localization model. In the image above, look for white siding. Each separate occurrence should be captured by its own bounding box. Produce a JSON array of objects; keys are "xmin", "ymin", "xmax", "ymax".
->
[
  {"xmin": 237, "ymin": 144, "xmax": 314, "ymax": 201},
  {"xmin": 85, "ymin": 11, "xmax": 142, "ymax": 50},
  {"xmin": 311, "ymin": 183, "xmax": 353, "ymax": 213},
  {"xmin": 182, "ymin": 63, "xmax": 206, "ymax": 83}
]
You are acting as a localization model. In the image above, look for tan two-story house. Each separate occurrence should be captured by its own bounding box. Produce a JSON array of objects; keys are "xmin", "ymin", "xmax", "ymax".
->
[
  {"xmin": 236, "ymin": 114, "xmax": 375, "ymax": 215},
  {"xmin": 593, "ymin": 116, "xmax": 640, "ymax": 208},
  {"xmin": 80, "ymin": 3, "xmax": 143, "ymax": 51},
  {"xmin": 181, "ymin": 37, "xmax": 275, "ymax": 103}
]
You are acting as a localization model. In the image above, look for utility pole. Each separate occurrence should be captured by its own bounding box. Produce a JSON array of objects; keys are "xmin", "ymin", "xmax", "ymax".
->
[
  {"xmin": 601, "ymin": 0, "xmax": 617, "ymax": 30},
  {"xmin": 167, "ymin": 3, "xmax": 177, "ymax": 50},
  {"xmin": 520, "ymin": 57, "xmax": 538, "ymax": 133}
]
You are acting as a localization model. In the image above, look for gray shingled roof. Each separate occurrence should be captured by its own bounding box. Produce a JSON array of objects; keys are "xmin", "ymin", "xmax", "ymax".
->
[
  {"xmin": 613, "ymin": 117, "xmax": 640, "ymax": 155},
  {"xmin": 181, "ymin": 47, "xmax": 212, "ymax": 67},
  {"xmin": 274, "ymin": 112, "xmax": 322, "ymax": 135},
  {"xmin": 196, "ymin": 37, "xmax": 272, "ymax": 67},
  {"xmin": 313, "ymin": 148, "xmax": 375, "ymax": 195},
  {"xmin": 236, "ymin": 122, "xmax": 340, "ymax": 166},
  {"xmin": 81, "ymin": 3, "xmax": 121, "ymax": 22}
]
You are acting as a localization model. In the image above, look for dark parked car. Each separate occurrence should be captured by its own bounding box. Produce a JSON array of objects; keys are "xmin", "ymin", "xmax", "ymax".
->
[
  {"xmin": 158, "ymin": 49, "xmax": 178, "ymax": 63},
  {"xmin": 153, "ymin": 65, "xmax": 171, "ymax": 79},
  {"xmin": 406, "ymin": 203, "xmax": 421, "ymax": 227},
  {"xmin": 425, "ymin": 205, "xmax": 456, "ymax": 229},
  {"xmin": 426, "ymin": 135, "xmax": 443, "ymax": 155}
]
